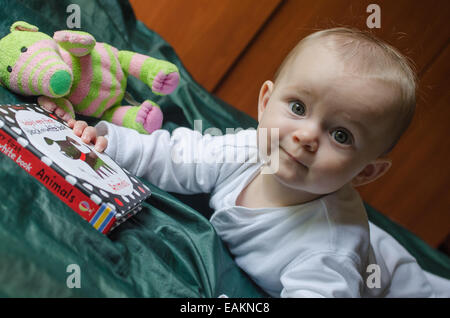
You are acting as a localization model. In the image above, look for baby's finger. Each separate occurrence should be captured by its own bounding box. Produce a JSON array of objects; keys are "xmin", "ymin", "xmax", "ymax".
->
[
  {"xmin": 81, "ymin": 126, "xmax": 97, "ymax": 144},
  {"xmin": 94, "ymin": 136, "xmax": 108, "ymax": 153},
  {"xmin": 67, "ymin": 118, "xmax": 76, "ymax": 129},
  {"xmin": 73, "ymin": 121, "xmax": 88, "ymax": 137},
  {"xmin": 54, "ymin": 107, "xmax": 72, "ymax": 122}
]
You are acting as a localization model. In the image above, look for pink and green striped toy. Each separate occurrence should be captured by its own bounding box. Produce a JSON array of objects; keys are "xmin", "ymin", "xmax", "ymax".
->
[{"xmin": 0, "ymin": 21, "xmax": 180, "ymax": 134}]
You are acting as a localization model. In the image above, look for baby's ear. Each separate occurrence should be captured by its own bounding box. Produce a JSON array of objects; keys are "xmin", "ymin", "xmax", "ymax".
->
[
  {"xmin": 351, "ymin": 158, "xmax": 392, "ymax": 187},
  {"xmin": 258, "ymin": 80, "xmax": 274, "ymax": 122}
]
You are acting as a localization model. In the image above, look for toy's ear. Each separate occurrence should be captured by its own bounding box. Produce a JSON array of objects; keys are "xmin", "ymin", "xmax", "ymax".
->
[{"xmin": 10, "ymin": 21, "xmax": 39, "ymax": 33}]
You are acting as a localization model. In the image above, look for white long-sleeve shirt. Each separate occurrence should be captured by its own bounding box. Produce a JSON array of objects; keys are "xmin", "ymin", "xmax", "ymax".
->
[{"xmin": 96, "ymin": 121, "xmax": 450, "ymax": 297}]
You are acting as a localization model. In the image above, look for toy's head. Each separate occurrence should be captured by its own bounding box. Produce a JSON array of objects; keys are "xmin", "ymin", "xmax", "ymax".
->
[{"xmin": 0, "ymin": 21, "xmax": 73, "ymax": 98}]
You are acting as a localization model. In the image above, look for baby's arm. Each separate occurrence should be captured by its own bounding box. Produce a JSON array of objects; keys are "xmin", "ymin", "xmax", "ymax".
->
[
  {"xmin": 89, "ymin": 121, "xmax": 225, "ymax": 195},
  {"xmin": 279, "ymin": 252, "xmax": 365, "ymax": 297}
]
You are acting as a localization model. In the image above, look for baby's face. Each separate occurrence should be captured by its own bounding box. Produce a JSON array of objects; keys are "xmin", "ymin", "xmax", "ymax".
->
[{"xmin": 257, "ymin": 42, "xmax": 400, "ymax": 195}]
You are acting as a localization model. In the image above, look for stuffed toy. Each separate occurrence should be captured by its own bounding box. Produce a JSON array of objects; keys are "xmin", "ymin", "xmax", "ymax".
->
[{"xmin": 0, "ymin": 21, "xmax": 180, "ymax": 134}]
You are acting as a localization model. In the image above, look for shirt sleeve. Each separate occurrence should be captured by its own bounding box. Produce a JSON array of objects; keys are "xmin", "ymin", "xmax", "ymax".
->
[
  {"xmin": 280, "ymin": 251, "xmax": 365, "ymax": 298},
  {"xmin": 95, "ymin": 121, "xmax": 224, "ymax": 194}
]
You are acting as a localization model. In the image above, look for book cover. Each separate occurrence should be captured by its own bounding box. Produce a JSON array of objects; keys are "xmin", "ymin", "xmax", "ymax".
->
[{"xmin": 0, "ymin": 103, "xmax": 151, "ymax": 235}]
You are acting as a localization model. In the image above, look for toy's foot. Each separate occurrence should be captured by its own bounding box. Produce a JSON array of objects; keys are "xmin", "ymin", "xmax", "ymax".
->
[
  {"xmin": 152, "ymin": 71, "xmax": 179, "ymax": 95},
  {"xmin": 135, "ymin": 101, "xmax": 163, "ymax": 134}
]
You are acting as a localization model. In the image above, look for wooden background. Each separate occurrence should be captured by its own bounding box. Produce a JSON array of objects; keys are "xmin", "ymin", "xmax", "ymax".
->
[{"xmin": 129, "ymin": 0, "xmax": 450, "ymax": 250}]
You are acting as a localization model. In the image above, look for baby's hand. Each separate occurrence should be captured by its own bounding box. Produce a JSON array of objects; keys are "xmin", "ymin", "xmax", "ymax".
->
[{"xmin": 68, "ymin": 119, "xmax": 108, "ymax": 152}]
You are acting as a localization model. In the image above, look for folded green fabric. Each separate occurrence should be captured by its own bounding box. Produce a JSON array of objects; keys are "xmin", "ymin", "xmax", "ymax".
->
[{"xmin": 0, "ymin": 0, "xmax": 448, "ymax": 298}]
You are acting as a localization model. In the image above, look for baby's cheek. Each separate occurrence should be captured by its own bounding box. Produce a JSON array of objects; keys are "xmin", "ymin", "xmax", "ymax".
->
[{"xmin": 313, "ymin": 157, "xmax": 357, "ymax": 190}]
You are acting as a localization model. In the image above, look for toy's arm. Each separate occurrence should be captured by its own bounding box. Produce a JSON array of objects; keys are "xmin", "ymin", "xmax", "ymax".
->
[
  {"xmin": 118, "ymin": 51, "xmax": 179, "ymax": 95},
  {"xmin": 37, "ymin": 96, "xmax": 75, "ymax": 122},
  {"xmin": 53, "ymin": 30, "xmax": 96, "ymax": 57}
]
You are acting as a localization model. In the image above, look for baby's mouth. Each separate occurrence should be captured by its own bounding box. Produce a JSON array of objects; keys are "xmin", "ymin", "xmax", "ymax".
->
[{"xmin": 279, "ymin": 146, "xmax": 308, "ymax": 169}]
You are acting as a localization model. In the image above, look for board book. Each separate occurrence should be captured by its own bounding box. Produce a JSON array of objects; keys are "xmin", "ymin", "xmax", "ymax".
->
[{"xmin": 0, "ymin": 103, "xmax": 151, "ymax": 234}]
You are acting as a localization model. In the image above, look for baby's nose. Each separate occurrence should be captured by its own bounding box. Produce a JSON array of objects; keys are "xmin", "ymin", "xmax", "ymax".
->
[{"xmin": 292, "ymin": 128, "xmax": 319, "ymax": 152}]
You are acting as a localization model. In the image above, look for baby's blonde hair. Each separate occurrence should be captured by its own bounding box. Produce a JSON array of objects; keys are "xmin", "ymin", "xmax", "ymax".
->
[{"xmin": 274, "ymin": 27, "xmax": 417, "ymax": 154}]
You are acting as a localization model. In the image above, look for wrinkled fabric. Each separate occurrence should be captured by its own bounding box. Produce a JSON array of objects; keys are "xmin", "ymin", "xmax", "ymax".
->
[{"xmin": 0, "ymin": 0, "xmax": 448, "ymax": 298}]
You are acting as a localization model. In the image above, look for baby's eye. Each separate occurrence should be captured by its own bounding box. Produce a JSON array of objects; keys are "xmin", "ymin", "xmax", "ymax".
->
[
  {"xmin": 331, "ymin": 128, "xmax": 353, "ymax": 145},
  {"xmin": 289, "ymin": 101, "xmax": 306, "ymax": 116}
]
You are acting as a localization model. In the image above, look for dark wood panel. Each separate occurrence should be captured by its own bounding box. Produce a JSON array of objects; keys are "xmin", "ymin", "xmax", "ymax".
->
[
  {"xmin": 214, "ymin": 0, "xmax": 450, "ymax": 119},
  {"xmin": 129, "ymin": 0, "xmax": 282, "ymax": 91}
]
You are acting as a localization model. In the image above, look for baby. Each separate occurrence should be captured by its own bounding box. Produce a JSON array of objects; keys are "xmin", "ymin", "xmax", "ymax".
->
[{"xmin": 59, "ymin": 28, "xmax": 449, "ymax": 297}]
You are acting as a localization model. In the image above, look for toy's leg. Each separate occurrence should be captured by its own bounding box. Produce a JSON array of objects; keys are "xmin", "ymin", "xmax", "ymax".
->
[
  {"xmin": 118, "ymin": 51, "xmax": 179, "ymax": 95},
  {"xmin": 102, "ymin": 101, "xmax": 163, "ymax": 134},
  {"xmin": 38, "ymin": 96, "xmax": 75, "ymax": 122}
]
